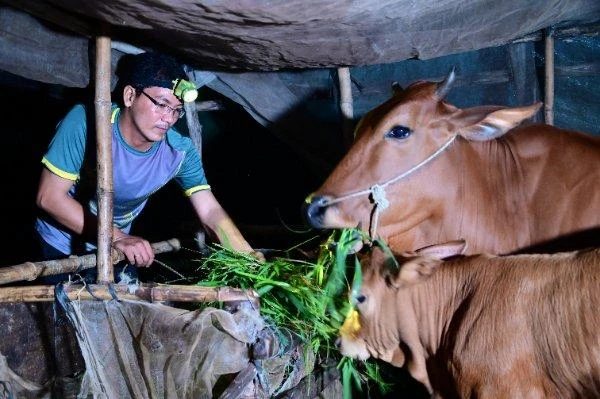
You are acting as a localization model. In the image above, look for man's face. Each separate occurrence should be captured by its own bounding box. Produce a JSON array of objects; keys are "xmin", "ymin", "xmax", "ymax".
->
[{"xmin": 124, "ymin": 85, "xmax": 183, "ymax": 145}]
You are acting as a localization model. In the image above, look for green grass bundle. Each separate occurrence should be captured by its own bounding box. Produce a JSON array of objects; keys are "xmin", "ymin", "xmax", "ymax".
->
[{"xmin": 195, "ymin": 229, "xmax": 390, "ymax": 397}]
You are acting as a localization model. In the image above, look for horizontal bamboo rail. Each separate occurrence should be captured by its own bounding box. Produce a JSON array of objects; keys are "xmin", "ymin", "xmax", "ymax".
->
[
  {"xmin": 0, "ymin": 283, "xmax": 260, "ymax": 306},
  {"xmin": 0, "ymin": 239, "xmax": 181, "ymax": 285}
]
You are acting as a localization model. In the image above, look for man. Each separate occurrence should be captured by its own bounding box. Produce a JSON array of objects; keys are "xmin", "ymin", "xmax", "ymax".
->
[{"xmin": 35, "ymin": 51, "xmax": 258, "ymax": 282}]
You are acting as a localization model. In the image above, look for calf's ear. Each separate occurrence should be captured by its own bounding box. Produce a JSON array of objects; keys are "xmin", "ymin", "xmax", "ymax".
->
[
  {"xmin": 457, "ymin": 103, "xmax": 542, "ymax": 141},
  {"xmin": 397, "ymin": 257, "xmax": 441, "ymax": 284},
  {"xmin": 414, "ymin": 240, "xmax": 467, "ymax": 259},
  {"xmin": 395, "ymin": 240, "xmax": 466, "ymax": 285}
]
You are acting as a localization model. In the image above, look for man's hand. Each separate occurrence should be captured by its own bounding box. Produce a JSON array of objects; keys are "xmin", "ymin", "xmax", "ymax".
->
[
  {"xmin": 249, "ymin": 250, "xmax": 266, "ymax": 262},
  {"xmin": 112, "ymin": 233, "xmax": 155, "ymax": 267}
]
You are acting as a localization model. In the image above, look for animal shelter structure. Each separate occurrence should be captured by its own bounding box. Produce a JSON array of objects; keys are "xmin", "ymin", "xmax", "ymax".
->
[{"xmin": 0, "ymin": 1, "xmax": 599, "ymax": 398}]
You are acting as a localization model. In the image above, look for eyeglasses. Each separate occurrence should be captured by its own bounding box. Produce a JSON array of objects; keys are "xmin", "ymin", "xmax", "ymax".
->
[{"xmin": 140, "ymin": 90, "xmax": 185, "ymax": 120}]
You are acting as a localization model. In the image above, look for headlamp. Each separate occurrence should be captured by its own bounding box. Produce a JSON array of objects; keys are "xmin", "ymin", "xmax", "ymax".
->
[{"xmin": 172, "ymin": 78, "xmax": 198, "ymax": 103}]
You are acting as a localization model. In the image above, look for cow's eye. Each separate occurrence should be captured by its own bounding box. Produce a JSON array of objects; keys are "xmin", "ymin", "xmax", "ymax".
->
[
  {"xmin": 386, "ymin": 125, "xmax": 412, "ymax": 140},
  {"xmin": 355, "ymin": 294, "xmax": 366, "ymax": 304}
]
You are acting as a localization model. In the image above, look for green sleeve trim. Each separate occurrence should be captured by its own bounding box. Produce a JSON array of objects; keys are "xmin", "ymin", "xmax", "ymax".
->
[
  {"xmin": 184, "ymin": 184, "xmax": 211, "ymax": 197},
  {"xmin": 42, "ymin": 157, "xmax": 79, "ymax": 181},
  {"xmin": 111, "ymin": 107, "xmax": 120, "ymax": 124}
]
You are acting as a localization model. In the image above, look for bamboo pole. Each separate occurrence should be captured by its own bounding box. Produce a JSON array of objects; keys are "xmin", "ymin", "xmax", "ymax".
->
[
  {"xmin": 337, "ymin": 67, "xmax": 354, "ymax": 149},
  {"xmin": 184, "ymin": 71, "xmax": 204, "ymax": 154},
  {"xmin": 544, "ymin": 27, "xmax": 555, "ymax": 125},
  {"xmin": 196, "ymin": 100, "xmax": 223, "ymax": 112},
  {"xmin": 111, "ymin": 40, "xmax": 144, "ymax": 55},
  {"xmin": 0, "ymin": 239, "xmax": 180, "ymax": 286},
  {"xmin": 95, "ymin": 35, "xmax": 114, "ymax": 283},
  {"xmin": 0, "ymin": 284, "xmax": 259, "ymax": 307}
]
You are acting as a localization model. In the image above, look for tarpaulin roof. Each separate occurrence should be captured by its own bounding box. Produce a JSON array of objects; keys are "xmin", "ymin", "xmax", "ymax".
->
[{"xmin": 1, "ymin": 0, "xmax": 599, "ymax": 77}]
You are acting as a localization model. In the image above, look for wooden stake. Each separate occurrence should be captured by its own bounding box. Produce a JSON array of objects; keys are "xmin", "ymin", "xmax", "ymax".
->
[
  {"xmin": 0, "ymin": 239, "xmax": 180, "ymax": 286},
  {"xmin": 95, "ymin": 34, "xmax": 114, "ymax": 283},
  {"xmin": 0, "ymin": 283, "xmax": 259, "ymax": 307},
  {"xmin": 337, "ymin": 67, "xmax": 354, "ymax": 149},
  {"xmin": 544, "ymin": 28, "xmax": 555, "ymax": 125}
]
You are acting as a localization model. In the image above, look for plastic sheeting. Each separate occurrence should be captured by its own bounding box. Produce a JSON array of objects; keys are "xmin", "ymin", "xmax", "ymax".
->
[{"xmin": 0, "ymin": 285, "xmax": 340, "ymax": 399}]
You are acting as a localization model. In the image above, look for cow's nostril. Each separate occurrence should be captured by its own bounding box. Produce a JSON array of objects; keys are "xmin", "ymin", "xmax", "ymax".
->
[
  {"xmin": 303, "ymin": 195, "xmax": 329, "ymax": 228},
  {"xmin": 334, "ymin": 337, "xmax": 341, "ymax": 348}
]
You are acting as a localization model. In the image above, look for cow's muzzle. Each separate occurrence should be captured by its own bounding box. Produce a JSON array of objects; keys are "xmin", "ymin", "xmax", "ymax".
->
[{"xmin": 303, "ymin": 194, "xmax": 330, "ymax": 229}]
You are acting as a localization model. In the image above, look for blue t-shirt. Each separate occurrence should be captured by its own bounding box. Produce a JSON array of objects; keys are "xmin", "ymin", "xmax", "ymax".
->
[{"xmin": 36, "ymin": 104, "xmax": 210, "ymax": 255}]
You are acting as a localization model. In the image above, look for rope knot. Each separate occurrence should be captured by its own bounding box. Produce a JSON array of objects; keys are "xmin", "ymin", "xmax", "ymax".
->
[{"xmin": 370, "ymin": 184, "xmax": 389, "ymax": 210}]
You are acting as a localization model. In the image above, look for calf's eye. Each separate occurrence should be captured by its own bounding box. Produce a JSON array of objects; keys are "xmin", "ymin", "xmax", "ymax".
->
[
  {"xmin": 386, "ymin": 125, "xmax": 412, "ymax": 140},
  {"xmin": 355, "ymin": 294, "xmax": 366, "ymax": 304}
]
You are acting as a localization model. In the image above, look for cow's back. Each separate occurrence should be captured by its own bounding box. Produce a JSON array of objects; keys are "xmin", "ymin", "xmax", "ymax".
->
[{"xmin": 504, "ymin": 125, "xmax": 600, "ymax": 252}]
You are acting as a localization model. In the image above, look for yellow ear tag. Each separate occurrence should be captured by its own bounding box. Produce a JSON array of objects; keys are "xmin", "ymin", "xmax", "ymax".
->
[{"xmin": 339, "ymin": 308, "xmax": 361, "ymax": 339}]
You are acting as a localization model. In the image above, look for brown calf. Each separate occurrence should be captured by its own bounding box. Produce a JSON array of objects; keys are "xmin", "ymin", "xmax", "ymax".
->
[{"xmin": 339, "ymin": 242, "xmax": 600, "ymax": 398}]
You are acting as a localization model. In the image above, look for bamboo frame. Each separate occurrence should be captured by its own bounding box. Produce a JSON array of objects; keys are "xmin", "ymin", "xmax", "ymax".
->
[
  {"xmin": 95, "ymin": 34, "xmax": 114, "ymax": 283},
  {"xmin": 0, "ymin": 283, "xmax": 259, "ymax": 306},
  {"xmin": 0, "ymin": 239, "xmax": 180, "ymax": 286}
]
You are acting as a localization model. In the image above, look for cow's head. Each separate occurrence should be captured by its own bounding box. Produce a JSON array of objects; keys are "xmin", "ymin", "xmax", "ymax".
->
[
  {"xmin": 304, "ymin": 69, "xmax": 541, "ymax": 242},
  {"xmin": 337, "ymin": 240, "xmax": 466, "ymax": 367}
]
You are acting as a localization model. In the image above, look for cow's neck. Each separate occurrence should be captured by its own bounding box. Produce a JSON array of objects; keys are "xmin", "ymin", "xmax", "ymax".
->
[
  {"xmin": 381, "ymin": 135, "xmax": 533, "ymax": 254},
  {"xmin": 430, "ymin": 137, "xmax": 529, "ymax": 254},
  {"xmin": 458, "ymin": 137, "xmax": 533, "ymax": 253}
]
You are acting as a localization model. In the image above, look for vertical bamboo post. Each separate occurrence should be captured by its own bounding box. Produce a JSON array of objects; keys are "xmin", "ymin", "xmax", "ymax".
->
[
  {"xmin": 544, "ymin": 28, "xmax": 555, "ymax": 125},
  {"xmin": 184, "ymin": 71, "xmax": 203, "ymax": 155},
  {"xmin": 337, "ymin": 67, "xmax": 354, "ymax": 149},
  {"xmin": 95, "ymin": 35, "xmax": 114, "ymax": 283}
]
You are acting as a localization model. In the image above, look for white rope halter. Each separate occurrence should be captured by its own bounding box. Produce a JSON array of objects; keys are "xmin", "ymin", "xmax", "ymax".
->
[{"xmin": 323, "ymin": 135, "xmax": 457, "ymax": 237}]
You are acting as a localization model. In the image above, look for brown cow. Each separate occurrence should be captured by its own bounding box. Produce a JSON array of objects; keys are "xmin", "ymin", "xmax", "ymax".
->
[
  {"xmin": 304, "ymin": 70, "xmax": 600, "ymax": 255},
  {"xmin": 338, "ymin": 241, "xmax": 600, "ymax": 398}
]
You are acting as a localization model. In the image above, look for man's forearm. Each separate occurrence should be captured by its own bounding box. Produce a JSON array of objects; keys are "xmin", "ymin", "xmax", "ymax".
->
[
  {"xmin": 189, "ymin": 190, "xmax": 254, "ymax": 254},
  {"xmin": 210, "ymin": 216, "xmax": 253, "ymax": 253}
]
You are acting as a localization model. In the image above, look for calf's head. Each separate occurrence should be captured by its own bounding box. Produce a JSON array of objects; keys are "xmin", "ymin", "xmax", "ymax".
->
[
  {"xmin": 304, "ymin": 70, "xmax": 540, "ymax": 241},
  {"xmin": 337, "ymin": 240, "xmax": 466, "ymax": 366}
]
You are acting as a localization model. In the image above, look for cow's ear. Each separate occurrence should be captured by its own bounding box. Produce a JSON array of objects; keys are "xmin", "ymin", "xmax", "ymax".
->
[
  {"xmin": 457, "ymin": 103, "xmax": 542, "ymax": 141},
  {"xmin": 414, "ymin": 240, "xmax": 467, "ymax": 259}
]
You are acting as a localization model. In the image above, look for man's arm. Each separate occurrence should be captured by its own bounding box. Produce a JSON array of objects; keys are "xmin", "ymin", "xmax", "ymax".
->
[
  {"xmin": 36, "ymin": 168, "xmax": 154, "ymax": 266},
  {"xmin": 37, "ymin": 169, "xmax": 88, "ymax": 236},
  {"xmin": 189, "ymin": 189, "xmax": 256, "ymax": 255}
]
